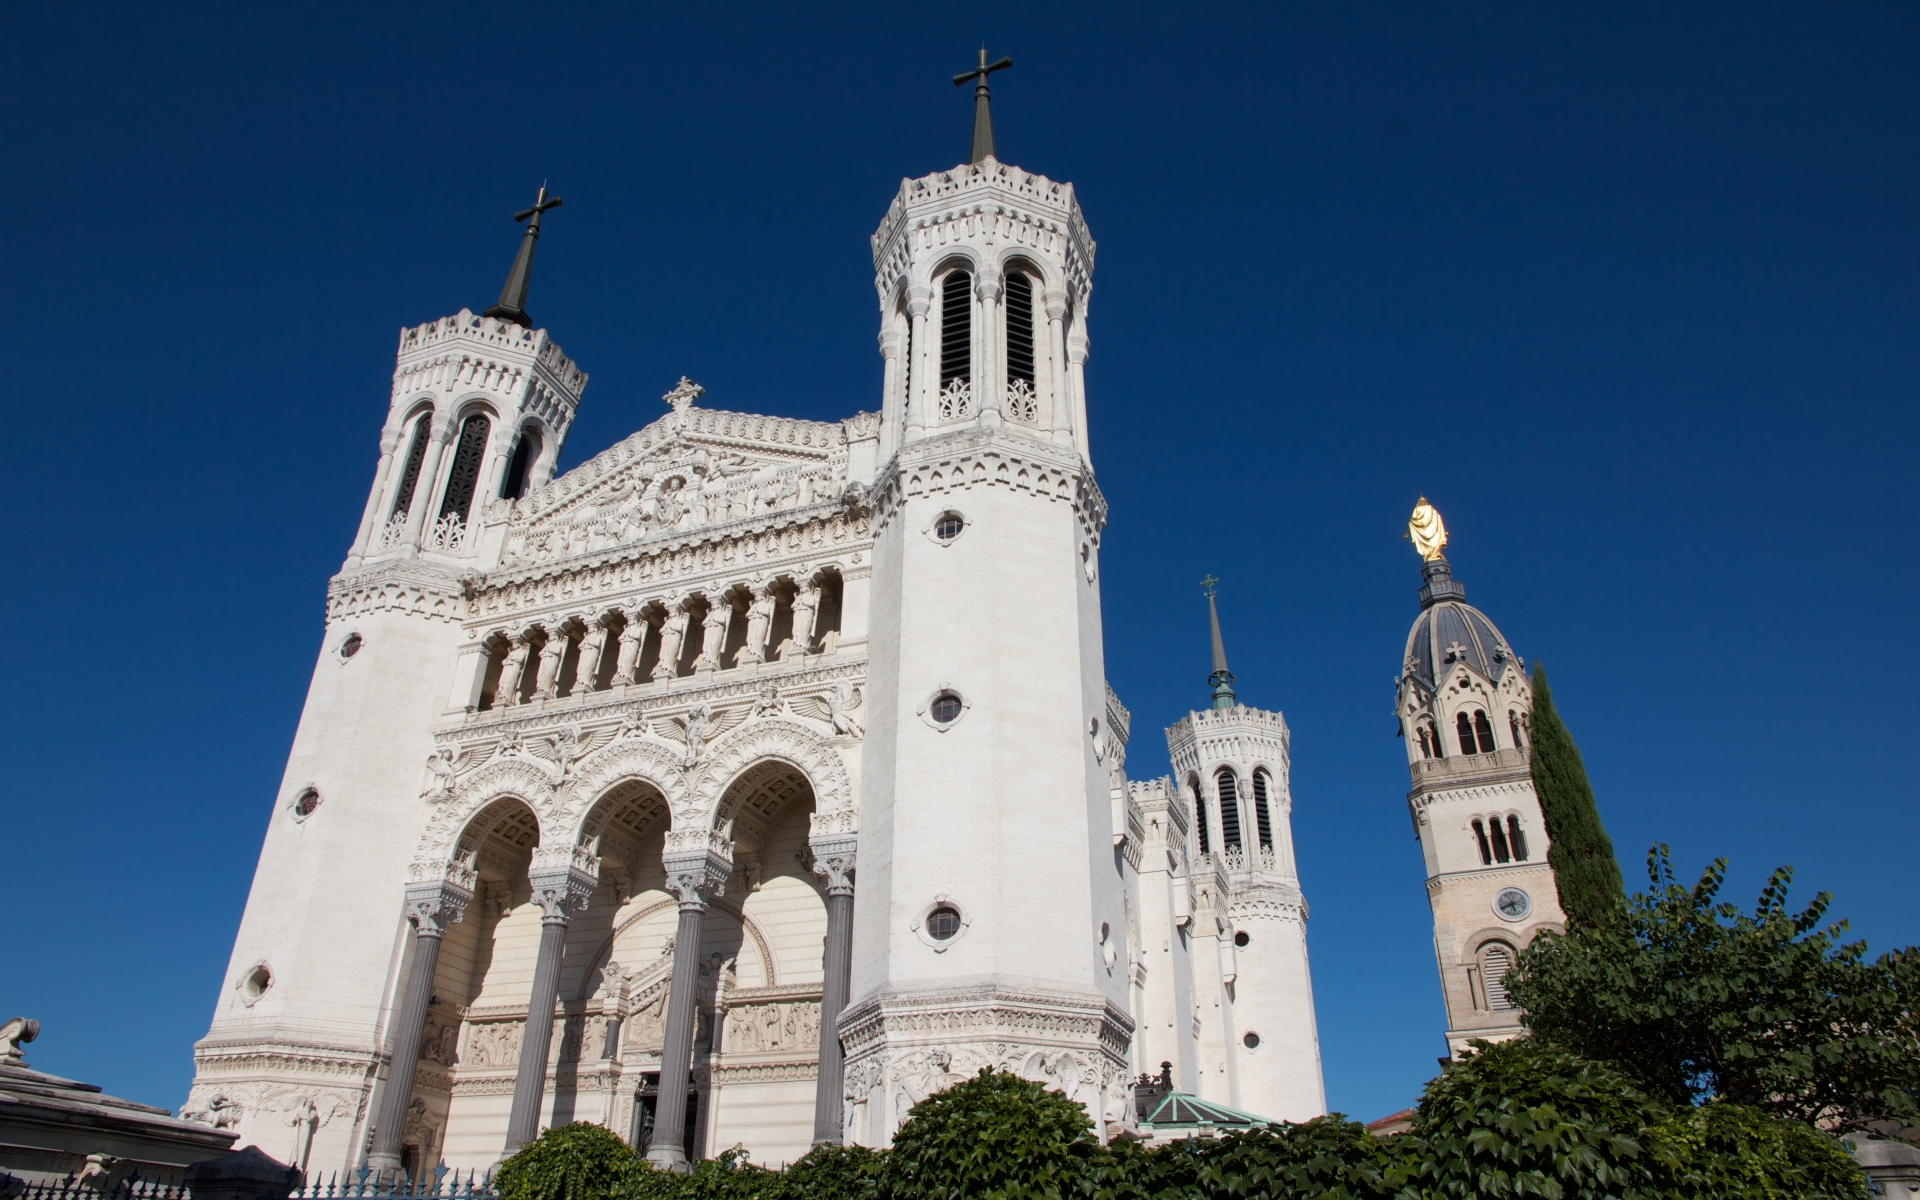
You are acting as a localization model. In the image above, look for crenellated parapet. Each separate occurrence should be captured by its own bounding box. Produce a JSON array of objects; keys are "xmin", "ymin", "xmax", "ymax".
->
[{"xmin": 870, "ymin": 160, "xmax": 1094, "ymax": 306}]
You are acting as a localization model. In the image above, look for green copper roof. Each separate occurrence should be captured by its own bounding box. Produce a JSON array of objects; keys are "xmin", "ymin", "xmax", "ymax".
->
[{"xmin": 1139, "ymin": 1090, "xmax": 1272, "ymax": 1131}]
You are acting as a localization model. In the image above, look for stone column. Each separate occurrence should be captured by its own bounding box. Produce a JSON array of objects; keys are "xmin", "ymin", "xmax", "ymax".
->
[
  {"xmin": 1043, "ymin": 289, "xmax": 1073, "ymax": 449},
  {"xmin": 347, "ymin": 427, "xmax": 404, "ymax": 563},
  {"xmin": 502, "ymin": 865, "xmax": 597, "ymax": 1157},
  {"xmin": 877, "ymin": 326, "xmax": 904, "ymax": 458},
  {"xmin": 367, "ymin": 880, "xmax": 472, "ymax": 1174},
  {"xmin": 1067, "ymin": 325, "xmax": 1091, "ymax": 466},
  {"xmin": 533, "ymin": 625, "xmax": 569, "ymax": 700},
  {"xmin": 401, "ymin": 416, "xmax": 457, "ymax": 549},
  {"xmin": 647, "ymin": 852, "xmax": 731, "ymax": 1171},
  {"xmin": 976, "ymin": 273, "xmax": 1003, "ymax": 426},
  {"xmin": 808, "ymin": 840, "xmax": 855, "ymax": 1145},
  {"xmin": 904, "ymin": 286, "xmax": 932, "ymax": 442},
  {"xmin": 613, "ymin": 606, "xmax": 649, "ymax": 685}
]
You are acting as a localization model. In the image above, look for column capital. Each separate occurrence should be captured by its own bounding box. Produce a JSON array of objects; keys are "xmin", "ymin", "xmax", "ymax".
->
[
  {"xmin": 661, "ymin": 850, "xmax": 732, "ymax": 911},
  {"xmin": 977, "ymin": 274, "xmax": 1003, "ymax": 302},
  {"xmin": 403, "ymin": 879, "xmax": 474, "ymax": 936},
  {"xmin": 527, "ymin": 859, "xmax": 598, "ymax": 924},
  {"xmin": 1043, "ymin": 289, "xmax": 1070, "ymax": 321},
  {"xmin": 808, "ymin": 837, "xmax": 857, "ymax": 897},
  {"xmin": 877, "ymin": 329, "xmax": 903, "ymax": 359},
  {"xmin": 906, "ymin": 285, "xmax": 933, "ymax": 317}
]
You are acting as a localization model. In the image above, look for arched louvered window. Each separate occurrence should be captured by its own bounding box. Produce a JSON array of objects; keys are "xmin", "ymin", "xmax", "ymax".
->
[
  {"xmin": 1472, "ymin": 819, "xmax": 1493, "ymax": 865},
  {"xmin": 389, "ymin": 413, "xmax": 433, "ymax": 520},
  {"xmin": 1189, "ymin": 775, "xmax": 1209, "ymax": 855},
  {"xmin": 1474, "ymin": 710, "xmax": 1498, "ymax": 753},
  {"xmin": 1216, "ymin": 769, "xmax": 1243, "ymax": 850},
  {"xmin": 1509, "ymin": 711, "xmax": 1525, "ymax": 752},
  {"xmin": 1482, "ymin": 943, "xmax": 1517, "ymax": 1011},
  {"xmin": 1507, "ymin": 815, "xmax": 1529, "ymax": 862},
  {"xmin": 1456, "ymin": 712, "xmax": 1478, "ymax": 756},
  {"xmin": 500, "ymin": 427, "xmax": 541, "ymax": 500},
  {"xmin": 1004, "ymin": 270, "xmax": 1036, "ymax": 385},
  {"xmin": 940, "ymin": 271, "xmax": 972, "ymax": 390},
  {"xmin": 438, "ymin": 414, "xmax": 492, "ymax": 524},
  {"xmin": 1251, "ymin": 769, "xmax": 1274, "ymax": 850},
  {"xmin": 1488, "ymin": 815, "xmax": 1512, "ymax": 863}
]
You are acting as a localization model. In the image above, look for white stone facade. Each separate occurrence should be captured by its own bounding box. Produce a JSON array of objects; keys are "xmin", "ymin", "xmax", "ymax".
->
[{"xmin": 186, "ymin": 152, "xmax": 1325, "ymax": 1176}]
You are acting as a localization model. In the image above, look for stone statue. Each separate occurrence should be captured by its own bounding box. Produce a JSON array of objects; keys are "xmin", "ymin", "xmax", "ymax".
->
[
  {"xmin": 826, "ymin": 683, "xmax": 863, "ymax": 737},
  {"xmin": 285, "ymin": 1095, "xmax": 317, "ymax": 1172},
  {"xmin": 654, "ymin": 606, "xmax": 690, "ymax": 681},
  {"xmin": 422, "ymin": 748, "xmax": 457, "ymax": 800},
  {"xmin": 1406, "ymin": 496, "xmax": 1448, "ymax": 561},
  {"xmin": 788, "ymin": 585, "xmax": 819, "ymax": 658}
]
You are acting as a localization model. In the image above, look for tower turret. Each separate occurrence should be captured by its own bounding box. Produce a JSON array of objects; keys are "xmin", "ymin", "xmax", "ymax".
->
[
  {"xmin": 1162, "ymin": 582, "xmax": 1324, "ymax": 1122},
  {"xmin": 1395, "ymin": 499, "xmax": 1564, "ymax": 1059}
]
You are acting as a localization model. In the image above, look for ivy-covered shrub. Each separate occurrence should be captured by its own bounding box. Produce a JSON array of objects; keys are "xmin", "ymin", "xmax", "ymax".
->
[
  {"xmin": 1644, "ymin": 1101, "xmax": 1866, "ymax": 1200},
  {"xmin": 1393, "ymin": 1038, "xmax": 1664, "ymax": 1198},
  {"xmin": 496, "ymin": 1123, "xmax": 645, "ymax": 1200},
  {"xmin": 762, "ymin": 1143, "xmax": 884, "ymax": 1200},
  {"xmin": 884, "ymin": 1069, "xmax": 1102, "ymax": 1200}
]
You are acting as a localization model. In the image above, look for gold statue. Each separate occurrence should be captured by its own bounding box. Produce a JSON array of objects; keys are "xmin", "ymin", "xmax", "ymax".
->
[{"xmin": 1406, "ymin": 496, "xmax": 1448, "ymax": 561}]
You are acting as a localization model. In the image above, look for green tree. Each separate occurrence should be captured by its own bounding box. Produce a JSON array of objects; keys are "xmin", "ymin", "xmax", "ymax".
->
[
  {"xmin": 1527, "ymin": 662, "xmax": 1625, "ymax": 927},
  {"xmin": 885, "ymin": 1068, "xmax": 1102, "ymax": 1200},
  {"xmin": 1505, "ymin": 845, "xmax": 1920, "ymax": 1132},
  {"xmin": 1643, "ymin": 1102, "xmax": 1865, "ymax": 1200}
]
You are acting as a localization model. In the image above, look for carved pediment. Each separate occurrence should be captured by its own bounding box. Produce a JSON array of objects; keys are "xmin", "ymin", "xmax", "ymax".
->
[{"xmin": 492, "ymin": 407, "xmax": 851, "ymax": 570}]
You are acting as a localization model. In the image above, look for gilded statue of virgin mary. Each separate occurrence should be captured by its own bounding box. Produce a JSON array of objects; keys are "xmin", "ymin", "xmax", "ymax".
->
[{"xmin": 1406, "ymin": 497, "xmax": 1448, "ymax": 561}]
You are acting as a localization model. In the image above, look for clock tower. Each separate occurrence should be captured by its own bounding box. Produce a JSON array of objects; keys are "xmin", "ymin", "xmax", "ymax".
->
[{"xmin": 1394, "ymin": 501, "xmax": 1565, "ymax": 1059}]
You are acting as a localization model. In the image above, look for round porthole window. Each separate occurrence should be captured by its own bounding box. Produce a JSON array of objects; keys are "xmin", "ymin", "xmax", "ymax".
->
[
  {"xmin": 1233, "ymin": 931, "xmax": 1251, "ymax": 948},
  {"xmin": 238, "ymin": 963, "xmax": 273, "ymax": 1007},
  {"xmin": 926, "ymin": 905, "xmax": 962, "ymax": 940},
  {"xmin": 930, "ymin": 693, "xmax": 962, "ymax": 724},
  {"xmin": 1242, "ymin": 1031, "xmax": 1261, "ymax": 1050},
  {"xmin": 339, "ymin": 633, "xmax": 363, "ymax": 660},
  {"xmin": 934, "ymin": 512, "xmax": 965, "ymax": 541},
  {"xmin": 291, "ymin": 788, "xmax": 322, "ymax": 822}
]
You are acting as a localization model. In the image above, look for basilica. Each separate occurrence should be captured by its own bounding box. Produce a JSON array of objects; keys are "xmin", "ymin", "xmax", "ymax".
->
[{"xmin": 183, "ymin": 67, "xmax": 1562, "ymax": 1177}]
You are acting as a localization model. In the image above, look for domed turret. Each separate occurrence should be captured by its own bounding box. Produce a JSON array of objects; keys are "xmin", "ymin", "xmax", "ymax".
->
[{"xmin": 1392, "ymin": 501, "xmax": 1564, "ymax": 1061}]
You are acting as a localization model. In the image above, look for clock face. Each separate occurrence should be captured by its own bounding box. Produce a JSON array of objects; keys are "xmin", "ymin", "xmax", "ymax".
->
[{"xmin": 1494, "ymin": 888, "xmax": 1531, "ymax": 920}]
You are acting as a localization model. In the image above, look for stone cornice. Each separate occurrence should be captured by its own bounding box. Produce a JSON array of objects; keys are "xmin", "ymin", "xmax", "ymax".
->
[
  {"xmin": 870, "ymin": 427, "xmax": 1106, "ymax": 536},
  {"xmin": 326, "ymin": 560, "xmax": 471, "ymax": 625}
]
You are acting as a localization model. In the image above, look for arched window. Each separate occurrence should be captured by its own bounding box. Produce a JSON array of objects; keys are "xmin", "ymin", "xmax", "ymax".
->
[
  {"xmin": 500, "ymin": 426, "xmax": 541, "ymax": 500},
  {"xmin": 1481, "ymin": 943, "xmax": 1517, "ymax": 1011},
  {"xmin": 1189, "ymin": 775, "xmax": 1210, "ymax": 855},
  {"xmin": 1418, "ymin": 722, "xmax": 1442, "ymax": 759},
  {"xmin": 1456, "ymin": 712, "xmax": 1478, "ymax": 756},
  {"xmin": 1251, "ymin": 769, "xmax": 1274, "ymax": 850},
  {"xmin": 1509, "ymin": 711, "xmax": 1525, "ymax": 752},
  {"xmin": 438, "ymin": 414, "xmax": 492, "ymax": 525},
  {"xmin": 1004, "ymin": 270, "xmax": 1037, "ymax": 422},
  {"xmin": 1488, "ymin": 815, "xmax": 1512, "ymax": 863},
  {"xmin": 1473, "ymin": 710, "xmax": 1497, "ymax": 753},
  {"xmin": 389, "ymin": 412, "xmax": 433, "ymax": 520},
  {"xmin": 1216, "ymin": 769, "xmax": 1243, "ymax": 849},
  {"xmin": 1506, "ymin": 815, "xmax": 1529, "ymax": 862},
  {"xmin": 939, "ymin": 270, "xmax": 972, "ymax": 418},
  {"xmin": 1471, "ymin": 819, "xmax": 1493, "ymax": 865}
]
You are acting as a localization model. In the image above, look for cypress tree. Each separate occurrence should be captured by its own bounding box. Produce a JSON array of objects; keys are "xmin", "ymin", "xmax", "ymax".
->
[{"xmin": 1528, "ymin": 662, "xmax": 1625, "ymax": 926}]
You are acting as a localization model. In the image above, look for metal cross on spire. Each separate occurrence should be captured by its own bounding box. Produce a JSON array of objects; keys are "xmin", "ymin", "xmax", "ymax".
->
[
  {"xmin": 484, "ymin": 184, "xmax": 564, "ymax": 328},
  {"xmin": 953, "ymin": 47, "xmax": 1013, "ymax": 165}
]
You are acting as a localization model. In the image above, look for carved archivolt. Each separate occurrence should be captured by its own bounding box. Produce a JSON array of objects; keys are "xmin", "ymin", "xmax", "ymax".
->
[
  {"xmin": 415, "ymin": 758, "xmax": 561, "ymax": 870},
  {"xmin": 677, "ymin": 718, "xmax": 855, "ymax": 855},
  {"xmin": 552, "ymin": 737, "xmax": 685, "ymax": 844}
]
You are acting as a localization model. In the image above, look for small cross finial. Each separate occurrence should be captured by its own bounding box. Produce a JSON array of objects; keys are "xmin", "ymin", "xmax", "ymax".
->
[
  {"xmin": 1199, "ymin": 574, "xmax": 1219, "ymax": 599},
  {"xmin": 953, "ymin": 47, "xmax": 1013, "ymax": 164},
  {"xmin": 484, "ymin": 184, "xmax": 565, "ymax": 328}
]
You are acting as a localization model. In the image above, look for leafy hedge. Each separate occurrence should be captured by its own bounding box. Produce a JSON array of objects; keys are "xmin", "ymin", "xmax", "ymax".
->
[{"xmin": 495, "ymin": 1053, "xmax": 1864, "ymax": 1200}]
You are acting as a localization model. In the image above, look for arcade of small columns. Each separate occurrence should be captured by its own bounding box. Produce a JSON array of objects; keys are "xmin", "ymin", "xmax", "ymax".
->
[
  {"xmin": 367, "ymin": 754, "xmax": 856, "ymax": 1175},
  {"xmin": 475, "ymin": 571, "xmax": 845, "ymax": 712}
]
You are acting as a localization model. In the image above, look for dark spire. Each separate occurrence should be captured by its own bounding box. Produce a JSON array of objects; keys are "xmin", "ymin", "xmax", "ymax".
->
[
  {"xmin": 953, "ymin": 47, "xmax": 1013, "ymax": 165},
  {"xmin": 1201, "ymin": 575, "xmax": 1237, "ymax": 712},
  {"xmin": 483, "ymin": 185, "xmax": 564, "ymax": 328}
]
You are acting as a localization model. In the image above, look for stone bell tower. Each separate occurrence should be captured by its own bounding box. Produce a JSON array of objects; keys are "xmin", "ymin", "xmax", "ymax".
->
[
  {"xmin": 187, "ymin": 194, "xmax": 587, "ymax": 1172},
  {"xmin": 1396, "ymin": 499, "xmax": 1564, "ymax": 1060},
  {"xmin": 839, "ymin": 54, "xmax": 1135, "ymax": 1144},
  {"xmin": 1163, "ymin": 584, "xmax": 1324, "ymax": 1121}
]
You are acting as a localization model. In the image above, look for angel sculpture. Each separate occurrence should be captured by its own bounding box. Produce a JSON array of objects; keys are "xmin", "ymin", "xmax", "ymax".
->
[
  {"xmin": 422, "ymin": 747, "xmax": 458, "ymax": 801},
  {"xmin": 794, "ymin": 684, "xmax": 863, "ymax": 736},
  {"xmin": 662, "ymin": 704, "xmax": 746, "ymax": 770}
]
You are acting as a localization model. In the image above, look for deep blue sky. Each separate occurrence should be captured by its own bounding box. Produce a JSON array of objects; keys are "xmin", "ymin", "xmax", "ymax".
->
[{"xmin": 6, "ymin": 2, "xmax": 1916, "ymax": 1126}]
